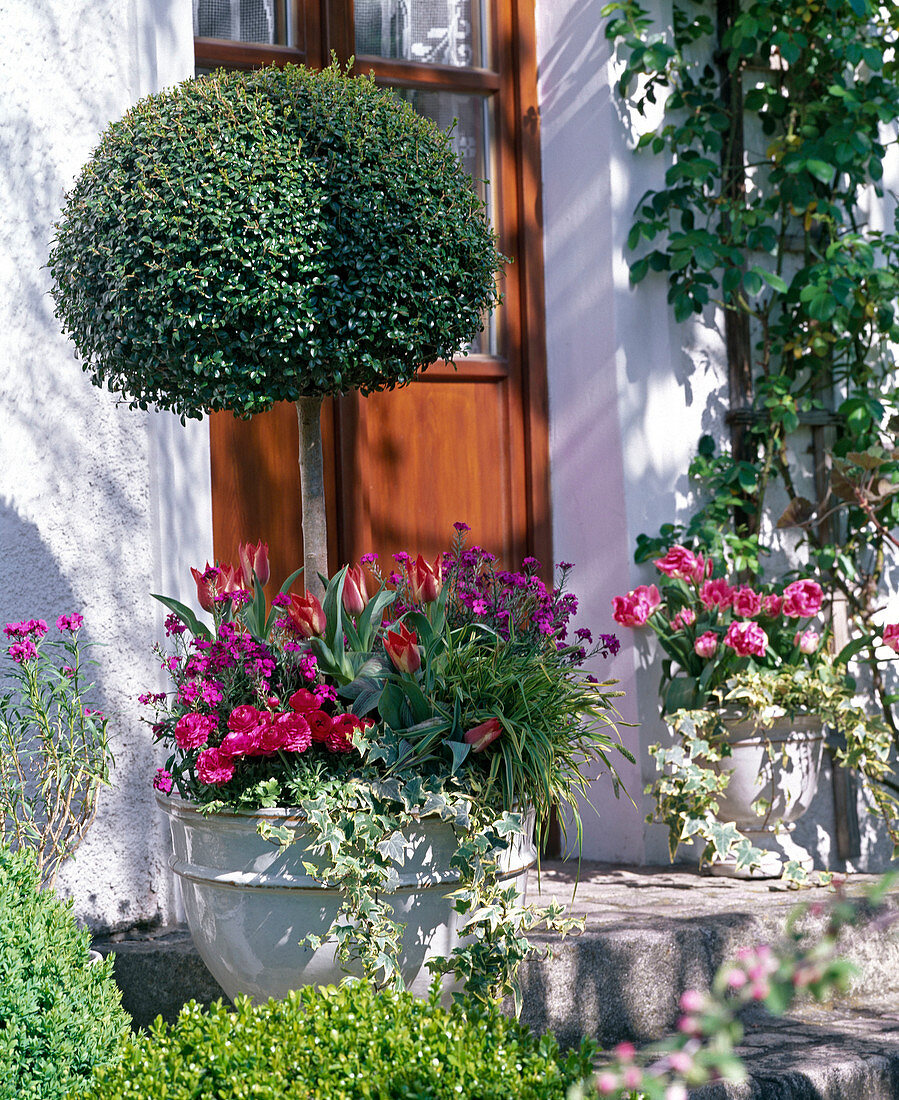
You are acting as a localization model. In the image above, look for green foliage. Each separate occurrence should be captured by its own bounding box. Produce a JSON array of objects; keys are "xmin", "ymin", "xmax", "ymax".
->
[
  {"xmin": 0, "ymin": 844, "xmax": 129, "ymax": 1100},
  {"xmin": 79, "ymin": 983, "xmax": 596, "ymax": 1100},
  {"xmin": 0, "ymin": 621, "xmax": 112, "ymax": 888},
  {"xmin": 49, "ymin": 61, "xmax": 503, "ymax": 420}
]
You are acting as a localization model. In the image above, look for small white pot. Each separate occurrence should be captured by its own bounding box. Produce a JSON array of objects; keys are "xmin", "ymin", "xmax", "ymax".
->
[{"xmin": 158, "ymin": 792, "xmax": 536, "ymax": 1002}]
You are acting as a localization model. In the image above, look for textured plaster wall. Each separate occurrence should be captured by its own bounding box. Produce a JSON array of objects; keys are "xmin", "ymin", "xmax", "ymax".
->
[
  {"xmin": 0, "ymin": 0, "xmax": 208, "ymax": 928},
  {"xmin": 536, "ymin": 0, "xmax": 896, "ymax": 871}
]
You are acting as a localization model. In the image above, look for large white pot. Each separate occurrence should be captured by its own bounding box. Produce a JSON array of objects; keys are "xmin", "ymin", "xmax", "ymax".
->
[{"xmin": 158, "ymin": 792, "xmax": 536, "ymax": 1002}]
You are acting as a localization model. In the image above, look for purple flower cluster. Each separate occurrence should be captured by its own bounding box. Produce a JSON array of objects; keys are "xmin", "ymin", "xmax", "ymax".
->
[{"xmin": 4, "ymin": 619, "xmax": 48, "ymax": 639}]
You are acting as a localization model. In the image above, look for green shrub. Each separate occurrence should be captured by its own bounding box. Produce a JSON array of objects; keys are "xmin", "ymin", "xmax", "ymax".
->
[
  {"xmin": 81, "ymin": 982, "xmax": 596, "ymax": 1099},
  {"xmin": 49, "ymin": 61, "xmax": 503, "ymax": 420},
  {"xmin": 0, "ymin": 844, "xmax": 130, "ymax": 1100}
]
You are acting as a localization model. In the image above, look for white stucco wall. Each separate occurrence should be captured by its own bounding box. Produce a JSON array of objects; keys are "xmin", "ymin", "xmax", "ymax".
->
[{"xmin": 0, "ymin": 0, "xmax": 209, "ymax": 928}]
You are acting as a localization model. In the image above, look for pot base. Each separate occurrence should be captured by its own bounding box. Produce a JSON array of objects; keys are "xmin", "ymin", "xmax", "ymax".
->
[{"xmin": 708, "ymin": 823, "xmax": 814, "ymax": 879}]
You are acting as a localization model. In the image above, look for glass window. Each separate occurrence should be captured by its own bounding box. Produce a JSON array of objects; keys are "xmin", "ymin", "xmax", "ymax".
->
[
  {"xmin": 193, "ymin": 0, "xmax": 291, "ymax": 45},
  {"xmin": 354, "ymin": 0, "xmax": 488, "ymax": 68}
]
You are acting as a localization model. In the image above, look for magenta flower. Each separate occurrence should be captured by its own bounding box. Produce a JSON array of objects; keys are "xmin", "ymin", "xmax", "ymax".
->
[
  {"xmin": 694, "ymin": 631, "xmax": 718, "ymax": 658},
  {"xmin": 174, "ymin": 712, "xmax": 217, "ymax": 750},
  {"xmin": 794, "ymin": 629, "xmax": 820, "ymax": 655},
  {"xmin": 724, "ymin": 620, "xmax": 768, "ymax": 658},
  {"xmin": 732, "ymin": 586, "xmax": 762, "ymax": 618},
  {"xmin": 654, "ymin": 545, "xmax": 704, "ymax": 582},
  {"xmin": 670, "ymin": 608, "xmax": 695, "ymax": 631},
  {"xmin": 152, "ymin": 768, "xmax": 173, "ymax": 793},
  {"xmin": 762, "ymin": 594, "xmax": 783, "ymax": 617},
  {"xmin": 782, "ymin": 579, "xmax": 823, "ymax": 618},
  {"xmin": 196, "ymin": 746, "xmax": 235, "ymax": 786},
  {"xmin": 882, "ymin": 624, "xmax": 899, "ymax": 652},
  {"xmin": 326, "ymin": 713, "xmax": 361, "ymax": 754},
  {"xmin": 699, "ymin": 578, "xmax": 734, "ymax": 609},
  {"xmin": 56, "ymin": 613, "xmax": 84, "ymax": 633},
  {"xmin": 611, "ymin": 585, "xmax": 661, "ymax": 627},
  {"xmin": 8, "ymin": 639, "xmax": 38, "ymax": 663}
]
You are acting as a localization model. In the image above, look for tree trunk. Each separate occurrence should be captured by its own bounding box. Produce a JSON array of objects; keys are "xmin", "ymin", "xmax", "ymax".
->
[{"xmin": 295, "ymin": 395, "xmax": 328, "ymax": 594}]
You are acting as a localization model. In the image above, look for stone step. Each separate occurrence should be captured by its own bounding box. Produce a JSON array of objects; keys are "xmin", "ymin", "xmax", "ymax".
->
[{"xmin": 92, "ymin": 862, "xmax": 899, "ymax": 1096}]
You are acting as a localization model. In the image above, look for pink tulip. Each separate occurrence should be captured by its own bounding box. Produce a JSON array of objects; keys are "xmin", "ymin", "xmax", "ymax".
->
[
  {"xmin": 407, "ymin": 554, "xmax": 442, "ymax": 604},
  {"xmin": 238, "ymin": 540, "xmax": 270, "ymax": 587},
  {"xmin": 782, "ymin": 579, "xmax": 823, "ymax": 618},
  {"xmin": 883, "ymin": 624, "xmax": 899, "ymax": 652},
  {"xmin": 724, "ymin": 620, "xmax": 768, "ymax": 658},
  {"xmin": 464, "ymin": 717, "xmax": 503, "ymax": 753},
  {"xmin": 611, "ymin": 585, "xmax": 661, "ymax": 627},
  {"xmin": 384, "ymin": 622, "xmax": 421, "ymax": 673},
  {"xmin": 342, "ymin": 564, "xmax": 369, "ymax": 616},
  {"xmin": 700, "ymin": 578, "xmax": 734, "ymax": 610},
  {"xmin": 732, "ymin": 586, "xmax": 762, "ymax": 618},
  {"xmin": 654, "ymin": 545, "xmax": 706, "ymax": 582},
  {"xmin": 794, "ymin": 629, "xmax": 820, "ymax": 655},
  {"xmin": 694, "ymin": 631, "xmax": 718, "ymax": 658},
  {"xmin": 288, "ymin": 591, "xmax": 327, "ymax": 638},
  {"xmin": 190, "ymin": 563, "xmax": 220, "ymax": 613}
]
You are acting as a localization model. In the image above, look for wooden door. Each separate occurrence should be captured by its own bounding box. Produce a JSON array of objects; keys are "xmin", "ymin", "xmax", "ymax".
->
[{"xmin": 199, "ymin": 0, "xmax": 550, "ymax": 583}]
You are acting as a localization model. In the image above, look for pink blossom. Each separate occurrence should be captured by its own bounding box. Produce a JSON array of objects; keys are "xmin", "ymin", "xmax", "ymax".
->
[
  {"xmin": 668, "ymin": 1051, "xmax": 693, "ymax": 1074},
  {"xmin": 699, "ymin": 578, "xmax": 734, "ymax": 609},
  {"xmin": 196, "ymin": 746, "xmax": 235, "ymax": 785},
  {"xmin": 228, "ymin": 704, "xmax": 261, "ymax": 733},
  {"xmin": 274, "ymin": 712, "xmax": 312, "ymax": 753},
  {"xmin": 654, "ymin": 545, "xmax": 704, "ymax": 582},
  {"xmin": 666, "ymin": 1087, "xmax": 689, "ymax": 1100},
  {"xmin": 308, "ymin": 710, "xmax": 333, "ymax": 744},
  {"xmin": 679, "ymin": 990, "xmax": 705, "ymax": 1013},
  {"xmin": 622, "ymin": 1067, "xmax": 643, "ymax": 1089},
  {"xmin": 220, "ymin": 728, "xmax": 259, "ymax": 758},
  {"xmin": 255, "ymin": 713, "xmax": 286, "ymax": 755},
  {"xmin": 724, "ymin": 620, "xmax": 768, "ymax": 658},
  {"xmin": 732, "ymin": 586, "xmax": 763, "ymax": 618},
  {"xmin": 288, "ymin": 689, "xmax": 320, "ymax": 714},
  {"xmin": 56, "ymin": 613, "xmax": 84, "ymax": 633},
  {"xmin": 782, "ymin": 579, "xmax": 823, "ymax": 618},
  {"xmin": 883, "ymin": 624, "xmax": 899, "ymax": 652},
  {"xmin": 152, "ymin": 768, "xmax": 173, "ymax": 793},
  {"xmin": 8, "ymin": 640, "xmax": 38, "ymax": 663},
  {"xmin": 762, "ymin": 594, "xmax": 783, "ymax": 617},
  {"xmin": 671, "ymin": 608, "xmax": 695, "ymax": 631},
  {"xmin": 613, "ymin": 1042, "xmax": 636, "ymax": 1062},
  {"xmin": 794, "ymin": 629, "xmax": 820, "ymax": 655},
  {"xmin": 612, "ymin": 585, "xmax": 661, "ymax": 627},
  {"xmin": 694, "ymin": 631, "xmax": 718, "ymax": 659},
  {"xmin": 725, "ymin": 967, "xmax": 747, "ymax": 988},
  {"xmin": 326, "ymin": 713, "xmax": 360, "ymax": 754},
  {"xmin": 596, "ymin": 1073, "xmax": 618, "ymax": 1096},
  {"xmin": 174, "ymin": 712, "xmax": 217, "ymax": 750}
]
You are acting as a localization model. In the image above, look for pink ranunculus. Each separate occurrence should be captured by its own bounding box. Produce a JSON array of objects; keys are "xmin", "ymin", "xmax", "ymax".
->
[
  {"xmin": 611, "ymin": 585, "xmax": 661, "ymax": 627},
  {"xmin": 254, "ymin": 713, "xmax": 286, "ymax": 756},
  {"xmin": 882, "ymin": 624, "xmax": 899, "ymax": 652},
  {"xmin": 326, "ymin": 713, "xmax": 360, "ymax": 754},
  {"xmin": 227, "ymin": 704, "xmax": 261, "ymax": 734},
  {"xmin": 219, "ymin": 728, "xmax": 259, "ymax": 758},
  {"xmin": 724, "ymin": 620, "xmax": 769, "ymax": 658},
  {"xmin": 174, "ymin": 712, "xmax": 217, "ymax": 750},
  {"xmin": 196, "ymin": 746, "xmax": 235, "ymax": 786},
  {"xmin": 762, "ymin": 594, "xmax": 783, "ymax": 618},
  {"xmin": 274, "ymin": 711, "xmax": 312, "ymax": 753},
  {"xmin": 671, "ymin": 607, "xmax": 696, "ymax": 631},
  {"xmin": 464, "ymin": 717, "xmax": 503, "ymax": 753},
  {"xmin": 654, "ymin": 545, "xmax": 702, "ymax": 582},
  {"xmin": 694, "ymin": 631, "xmax": 718, "ymax": 659},
  {"xmin": 782, "ymin": 579, "xmax": 823, "ymax": 618},
  {"xmin": 288, "ymin": 688, "xmax": 320, "ymax": 714},
  {"xmin": 307, "ymin": 710, "xmax": 334, "ymax": 744},
  {"xmin": 732, "ymin": 586, "xmax": 763, "ymax": 618},
  {"xmin": 699, "ymin": 578, "xmax": 734, "ymax": 609},
  {"xmin": 794, "ymin": 629, "xmax": 820, "ymax": 655}
]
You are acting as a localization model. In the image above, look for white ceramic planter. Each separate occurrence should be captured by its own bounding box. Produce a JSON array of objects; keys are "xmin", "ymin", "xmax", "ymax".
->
[
  {"xmin": 710, "ymin": 713, "xmax": 825, "ymax": 876},
  {"xmin": 158, "ymin": 792, "xmax": 536, "ymax": 1002}
]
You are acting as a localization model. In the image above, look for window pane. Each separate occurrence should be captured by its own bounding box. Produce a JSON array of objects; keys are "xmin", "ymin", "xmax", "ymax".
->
[
  {"xmin": 395, "ymin": 89, "xmax": 497, "ymax": 355},
  {"xmin": 355, "ymin": 0, "xmax": 488, "ymax": 68},
  {"xmin": 194, "ymin": 0, "xmax": 290, "ymax": 44}
]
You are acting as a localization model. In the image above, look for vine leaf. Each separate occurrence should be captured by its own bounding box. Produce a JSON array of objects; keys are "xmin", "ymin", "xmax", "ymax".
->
[{"xmin": 776, "ymin": 497, "xmax": 815, "ymax": 528}]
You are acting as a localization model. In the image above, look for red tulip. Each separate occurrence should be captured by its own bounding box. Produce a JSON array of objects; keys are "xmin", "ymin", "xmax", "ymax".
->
[
  {"xmin": 342, "ymin": 564, "xmax": 368, "ymax": 616},
  {"xmin": 384, "ymin": 622, "xmax": 421, "ymax": 673},
  {"xmin": 288, "ymin": 591, "xmax": 327, "ymax": 638},
  {"xmin": 239, "ymin": 540, "xmax": 270, "ymax": 587},
  {"xmin": 463, "ymin": 717, "xmax": 503, "ymax": 753},
  {"xmin": 407, "ymin": 554, "xmax": 442, "ymax": 604},
  {"xmin": 190, "ymin": 562, "xmax": 220, "ymax": 613},
  {"xmin": 218, "ymin": 563, "xmax": 245, "ymax": 595}
]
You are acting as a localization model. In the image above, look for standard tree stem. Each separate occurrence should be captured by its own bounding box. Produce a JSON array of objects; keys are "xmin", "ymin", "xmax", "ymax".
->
[{"xmin": 295, "ymin": 395, "xmax": 329, "ymax": 594}]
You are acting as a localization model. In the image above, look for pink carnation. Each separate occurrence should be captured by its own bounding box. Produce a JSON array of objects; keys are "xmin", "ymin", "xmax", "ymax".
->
[
  {"xmin": 196, "ymin": 746, "xmax": 235, "ymax": 786},
  {"xmin": 883, "ymin": 624, "xmax": 899, "ymax": 652},
  {"xmin": 732, "ymin": 586, "xmax": 762, "ymax": 618},
  {"xmin": 654, "ymin": 545, "xmax": 705, "ymax": 582},
  {"xmin": 724, "ymin": 620, "xmax": 769, "ymax": 658},
  {"xmin": 700, "ymin": 578, "xmax": 734, "ymax": 609},
  {"xmin": 782, "ymin": 579, "xmax": 823, "ymax": 618},
  {"xmin": 694, "ymin": 631, "xmax": 718, "ymax": 659},
  {"xmin": 611, "ymin": 585, "xmax": 661, "ymax": 627},
  {"xmin": 174, "ymin": 712, "xmax": 217, "ymax": 750}
]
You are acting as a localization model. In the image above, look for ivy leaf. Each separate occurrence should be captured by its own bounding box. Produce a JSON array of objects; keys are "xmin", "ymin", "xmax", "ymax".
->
[{"xmin": 776, "ymin": 497, "xmax": 815, "ymax": 529}]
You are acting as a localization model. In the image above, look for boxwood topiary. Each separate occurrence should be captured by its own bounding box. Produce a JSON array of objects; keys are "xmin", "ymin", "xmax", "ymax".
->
[
  {"xmin": 79, "ymin": 982, "xmax": 596, "ymax": 1100},
  {"xmin": 49, "ymin": 61, "xmax": 504, "ymax": 587},
  {"xmin": 0, "ymin": 844, "xmax": 130, "ymax": 1100}
]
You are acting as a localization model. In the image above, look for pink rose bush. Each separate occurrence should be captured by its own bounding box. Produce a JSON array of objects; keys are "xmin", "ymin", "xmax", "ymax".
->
[{"xmin": 612, "ymin": 545, "xmax": 833, "ymax": 712}]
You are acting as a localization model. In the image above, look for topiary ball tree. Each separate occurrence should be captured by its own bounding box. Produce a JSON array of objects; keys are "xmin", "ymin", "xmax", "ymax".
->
[{"xmin": 49, "ymin": 61, "xmax": 503, "ymax": 589}]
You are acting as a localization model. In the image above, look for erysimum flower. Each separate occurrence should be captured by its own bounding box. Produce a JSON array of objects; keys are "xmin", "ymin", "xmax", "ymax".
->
[
  {"xmin": 611, "ymin": 585, "xmax": 660, "ymax": 627},
  {"xmin": 782, "ymin": 579, "xmax": 823, "ymax": 618},
  {"xmin": 152, "ymin": 768, "xmax": 173, "ymax": 793},
  {"xmin": 724, "ymin": 620, "xmax": 768, "ymax": 658},
  {"xmin": 700, "ymin": 578, "xmax": 734, "ymax": 609},
  {"xmin": 654, "ymin": 545, "xmax": 706, "ymax": 582}
]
